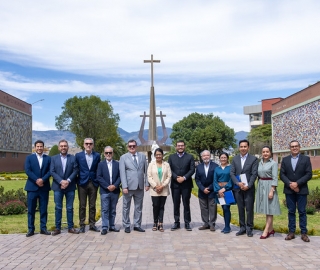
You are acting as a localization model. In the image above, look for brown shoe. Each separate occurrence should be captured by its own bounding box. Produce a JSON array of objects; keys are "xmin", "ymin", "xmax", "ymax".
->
[
  {"xmin": 210, "ymin": 226, "xmax": 216, "ymax": 232},
  {"xmin": 285, "ymin": 232, "xmax": 295, "ymax": 240},
  {"xmin": 68, "ymin": 228, "xmax": 79, "ymax": 234},
  {"xmin": 198, "ymin": 225, "xmax": 210, "ymax": 230},
  {"xmin": 51, "ymin": 229, "xmax": 61, "ymax": 236},
  {"xmin": 301, "ymin": 234, "xmax": 310, "ymax": 242}
]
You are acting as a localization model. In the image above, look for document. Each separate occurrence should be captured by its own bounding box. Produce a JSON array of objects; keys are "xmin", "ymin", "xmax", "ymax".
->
[
  {"xmin": 218, "ymin": 191, "xmax": 235, "ymax": 205},
  {"xmin": 240, "ymin": 174, "xmax": 248, "ymax": 186},
  {"xmin": 218, "ymin": 197, "xmax": 226, "ymax": 205}
]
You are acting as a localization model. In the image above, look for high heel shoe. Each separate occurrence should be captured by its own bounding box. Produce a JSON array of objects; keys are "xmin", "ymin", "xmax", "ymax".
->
[
  {"xmin": 152, "ymin": 223, "xmax": 158, "ymax": 231},
  {"xmin": 158, "ymin": 223, "xmax": 164, "ymax": 232},
  {"xmin": 260, "ymin": 234, "xmax": 269, "ymax": 239},
  {"xmin": 268, "ymin": 230, "xmax": 275, "ymax": 237}
]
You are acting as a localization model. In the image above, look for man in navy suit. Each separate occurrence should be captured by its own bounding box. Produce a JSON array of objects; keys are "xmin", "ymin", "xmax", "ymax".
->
[
  {"xmin": 97, "ymin": 146, "xmax": 121, "ymax": 235},
  {"xmin": 195, "ymin": 150, "xmax": 219, "ymax": 231},
  {"xmin": 280, "ymin": 140, "xmax": 312, "ymax": 242},
  {"xmin": 24, "ymin": 140, "xmax": 51, "ymax": 237},
  {"xmin": 50, "ymin": 139, "xmax": 79, "ymax": 235},
  {"xmin": 75, "ymin": 138, "xmax": 101, "ymax": 233}
]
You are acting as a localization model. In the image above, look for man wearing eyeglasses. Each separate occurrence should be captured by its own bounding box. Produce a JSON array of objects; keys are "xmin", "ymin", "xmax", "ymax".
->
[
  {"xmin": 97, "ymin": 146, "xmax": 121, "ymax": 235},
  {"xmin": 280, "ymin": 140, "xmax": 312, "ymax": 242},
  {"xmin": 119, "ymin": 139, "xmax": 149, "ymax": 233},
  {"xmin": 75, "ymin": 138, "xmax": 101, "ymax": 233}
]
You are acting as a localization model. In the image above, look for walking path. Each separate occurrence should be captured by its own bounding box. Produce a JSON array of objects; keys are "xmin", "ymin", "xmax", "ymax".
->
[{"xmin": 1, "ymin": 193, "xmax": 320, "ymax": 269}]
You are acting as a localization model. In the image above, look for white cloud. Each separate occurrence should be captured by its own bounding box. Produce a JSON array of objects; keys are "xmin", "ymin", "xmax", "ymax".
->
[{"xmin": 32, "ymin": 120, "xmax": 56, "ymax": 131}]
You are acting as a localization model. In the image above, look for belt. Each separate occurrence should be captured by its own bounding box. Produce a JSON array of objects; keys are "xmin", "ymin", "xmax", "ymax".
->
[
  {"xmin": 218, "ymin": 182, "xmax": 228, "ymax": 187},
  {"xmin": 259, "ymin": 177, "xmax": 273, "ymax": 180}
]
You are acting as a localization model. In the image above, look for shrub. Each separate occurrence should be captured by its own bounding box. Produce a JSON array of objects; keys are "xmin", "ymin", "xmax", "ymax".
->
[
  {"xmin": 0, "ymin": 200, "xmax": 26, "ymax": 215},
  {"xmin": 0, "ymin": 186, "xmax": 27, "ymax": 215},
  {"xmin": 308, "ymin": 187, "xmax": 320, "ymax": 209}
]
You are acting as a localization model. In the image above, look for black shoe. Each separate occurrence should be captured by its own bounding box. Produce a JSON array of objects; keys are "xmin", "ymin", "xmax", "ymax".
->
[
  {"xmin": 40, "ymin": 230, "xmax": 51, "ymax": 235},
  {"xmin": 26, "ymin": 230, "xmax": 34, "ymax": 237},
  {"xmin": 101, "ymin": 229, "xmax": 108, "ymax": 235},
  {"xmin": 79, "ymin": 226, "xmax": 85, "ymax": 233},
  {"xmin": 236, "ymin": 229, "xmax": 246, "ymax": 236},
  {"xmin": 133, "ymin": 227, "xmax": 145, "ymax": 232},
  {"xmin": 109, "ymin": 228, "xmax": 120, "ymax": 232},
  {"xmin": 247, "ymin": 231, "xmax": 253, "ymax": 237},
  {"xmin": 51, "ymin": 229, "xmax": 61, "ymax": 236},
  {"xmin": 89, "ymin": 225, "xmax": 100, "ymax": 232},
  {"xmin": 185, "ymin": 223, "xmax": 192, "ymax": 231},
  {"xmin": 171, "ymin": 223, "xmax": 180, "ymax": 231},
  {"xmin": 125, "ymin": 227, "xmax": 131, "ymax": 233}
]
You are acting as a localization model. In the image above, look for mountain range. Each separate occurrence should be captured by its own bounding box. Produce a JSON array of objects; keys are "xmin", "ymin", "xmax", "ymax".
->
[{"xmin": 32, "ymin": 128, "xmax": 248, "ymax": 147}]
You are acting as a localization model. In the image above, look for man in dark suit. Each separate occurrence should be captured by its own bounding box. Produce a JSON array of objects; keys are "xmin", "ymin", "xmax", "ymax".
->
[
  {"xmin": 195, "ymin": 150, "xmax": 219, "ymax": 231},
  {"xmin": 97, "ymin": 146, "xmax": 121, "ymax": 235},
  {"xmin": 230, "ymin": 139, "xmax": 258, "ymax": 237},
  {"xmin": 168, "ymin": 140, "xmax": 195, "ymax": 231},
  {"xmin": 24, "ymin": 140, "xmax": 51, "ymax": 237},
  {"xmin": 280, "ymin": 140, "xmax": 312, "ymax": 242},
  {"xmin": 119, "ymin": 139, "xmax": 149, "ymax": 233},
  {"xmin": 50, "ymin": 139, "xmax": 79, "ymax": 235},
  {"xmin": 75, "ymin": 138, "xmax": 101, "ymax": 233}
]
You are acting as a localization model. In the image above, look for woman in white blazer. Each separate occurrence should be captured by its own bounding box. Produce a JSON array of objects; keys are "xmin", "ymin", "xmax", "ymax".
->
[{"xmin": 147, "ymin": 148, "xmax": 172, "ymax": 232}]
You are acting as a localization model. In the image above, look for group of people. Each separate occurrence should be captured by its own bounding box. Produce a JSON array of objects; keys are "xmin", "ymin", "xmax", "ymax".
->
[{"xmin": 24, "ymin": 137, "xmax": 312, "ymax": 243}]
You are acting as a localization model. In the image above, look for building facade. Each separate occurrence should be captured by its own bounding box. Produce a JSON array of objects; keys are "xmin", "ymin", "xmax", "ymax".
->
[
  {"xmin": 272, "ymin": 82, "xmax": 320, "ymax": 169},
  {"xmin": 0, "ymin": 90, "xmax": 32, "ymax": 172}
]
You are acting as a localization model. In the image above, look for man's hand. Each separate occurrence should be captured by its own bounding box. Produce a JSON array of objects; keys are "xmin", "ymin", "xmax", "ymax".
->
[
  {"xmin": 238, "ymin": 182, "xmax": 245, "ymax": 188},
  {"xmin": 145, "ymin": 186, "xmax": 150, "ymax": 191},
  {"xmin": 36, "ymin": 178, "xmax": 44, "ymax": 187},
  {"xmin": 241, "ymin": 186, "xmax": 249, "ymax": 191},
  {"xmin": 290, "ymin": 182, "xmax": 298, "ymax": 189},
  {"xmin": 60, "ymin": 180, "xmax": 69, "ymax": 189},
  {"xmin": 203, "ymin": 187, "xmax": 210, "ymax": 194},
  {"xmin": 107, "ymin": 185, "xmax": 116, "ymax": 192},
  {"xmin": 123, "ymin": 188, "xmax": 128, "ymax": 194},
  {"xmin": 177, "ymin": 176, "xmax": 185, "ymax": 183}
]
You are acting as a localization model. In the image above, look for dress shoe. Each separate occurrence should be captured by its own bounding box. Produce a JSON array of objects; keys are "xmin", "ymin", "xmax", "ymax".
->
[
  {"xmin": 40, "ymin": 230, "xmax": 51, "ymax": 235},
  {"xmin": 89, "ymin": 225, "xmax": 100, "ymax": 232},
  {"xmin": 268, "ymin": 230, "xmax": 275, "ymax": 237},
  {"xmin": 285, "ymin": 232, "xmax": 295, "ymax": 240},
  {"xmin": 236, "ymin": 229, "xmax": 246, "ymax": 236},
  {"xmin": 133, "ymin": 227, "xmax": 145, "ymax": 232},
  {"xmin": 260, "ymin": 234, "xmax": 269, "ymax": 239},
  {"xmin": 51, "ymin": 229, "xmax": 61, "ymax": 236},
  {"xmin": 171, "ymin": 223, "xmax": 180, "ymax": 231},
  {"xmin": 185, "ymin": 223, "xmax": 192, "ymax": 231},
  {"xmin": 247, "ymin": 231, "xmax": 253, "ymax": 237},
  {"xmin": 68, "ymin": 228, "xmax": 79, "ymax": 234},
  {"xmin": 210, "ymin": 226, "xmax": 216, "ymax": 232},
  {"xmin": 101, "ymin": 229, "xmax": 108, "ymax": 235},
  {"xmin": 301, "ymin": 234, "xmax": 310, "ymax": 242},
  {"xmin": 124, "ymin": 227, "xmax": 131, "ymax": 233},
  {"xmin": 26, "ymin": 231, "xmax": 34, "ymax": 237},
  {"xmin": 79, "ymin": 226, "xmax": 86, "ymax": 233},
  {"xmin": 109, "ymin": 228, "xmax": 120, "ymax": 232},
  {"xmin": 198, "ymin": 225, "xmax": 210, "ymax": 230}
]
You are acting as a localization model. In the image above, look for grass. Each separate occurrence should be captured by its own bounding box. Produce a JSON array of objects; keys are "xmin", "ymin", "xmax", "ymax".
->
[
  {"xmin": 192, "ymin": 179, "xmax": 320, "ymax": 236},
  {"xmin": 0, "ymin": 179, "xmax": 101, "ymax": 234}
]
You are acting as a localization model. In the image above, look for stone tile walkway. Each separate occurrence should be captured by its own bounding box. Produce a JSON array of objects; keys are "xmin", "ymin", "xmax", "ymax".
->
[{"xmin": 1, "ymin": 193, "xmax": 320, "ymax": 269}]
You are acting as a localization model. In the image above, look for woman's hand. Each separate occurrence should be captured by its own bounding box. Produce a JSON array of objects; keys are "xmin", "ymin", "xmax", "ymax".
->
[{"xmin": 268, "ymin": 190, "xmax": 274, "ymax": 199}]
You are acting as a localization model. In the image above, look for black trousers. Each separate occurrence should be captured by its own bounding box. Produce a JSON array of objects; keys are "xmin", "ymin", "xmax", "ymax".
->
[
  {"xmin": 151, "ymin": 196, "xmax": 167, "ymax": 223},
  {"xmin": 171, "ymin": 188, "xmax": 192, "ymax": 224},
  {"xmin": 78, "ymin": 181, "xmax": 98, "ymax": 227}
]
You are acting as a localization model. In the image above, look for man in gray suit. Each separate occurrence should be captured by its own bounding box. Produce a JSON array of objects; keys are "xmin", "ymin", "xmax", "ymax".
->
[
  {"xmin": 230, "ymin": 139, "xmax": 258, "ymax": 237},
  {"xmin": 119, "ymin": 139, "xmax": 149, "ymax": 233},
  {"xmin": 50, "ymin": 139, "xmax": 79, "ymax": 235}
]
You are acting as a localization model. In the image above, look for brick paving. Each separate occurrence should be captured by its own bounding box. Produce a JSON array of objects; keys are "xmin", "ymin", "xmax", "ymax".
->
[{"xmin": 1, "ymin": 193, "xmax": 320, "ymax": 269}]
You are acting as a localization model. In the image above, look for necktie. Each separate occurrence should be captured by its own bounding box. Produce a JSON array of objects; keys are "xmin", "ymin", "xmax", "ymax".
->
[{"xmin": 133, "ymin": 155, "xmax": 138, "ymax": 167}]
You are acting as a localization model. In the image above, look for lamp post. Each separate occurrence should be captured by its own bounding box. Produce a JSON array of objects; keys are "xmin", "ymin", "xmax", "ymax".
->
[{"xmin": 31, "ymin": 99, "xmax": 44, "ymax": 105}]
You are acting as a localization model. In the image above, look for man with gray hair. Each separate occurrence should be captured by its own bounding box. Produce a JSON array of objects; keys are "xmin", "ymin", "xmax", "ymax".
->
[
  {"xmin": 195, "ymin": 150, "xmax": 218, "ymax": 231},
  {"xmin": 75, "ymin": 138, "xmax": 101, "ymax": 233}
]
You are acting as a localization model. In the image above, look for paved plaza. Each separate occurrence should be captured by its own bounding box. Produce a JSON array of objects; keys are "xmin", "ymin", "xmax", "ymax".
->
[{"xmin": 1, "ymin": 193, "xmax": 320, "ymax": 270}]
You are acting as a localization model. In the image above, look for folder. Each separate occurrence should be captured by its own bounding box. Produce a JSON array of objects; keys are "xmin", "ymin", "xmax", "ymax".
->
[{"xmin": 224, "ymin": 190, "xmax": 236, "ymax": 204}]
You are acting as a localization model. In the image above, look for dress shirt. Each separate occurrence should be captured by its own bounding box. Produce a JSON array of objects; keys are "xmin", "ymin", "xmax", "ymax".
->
[
  {"xmin": 107, "ymin": 160, "xmax": 112, "ymax": 184},
  {"xmin": 240, "ymin": 153, "xmax": 248, "ymax": 169},
  {"xmin": 291, "ymin": 154, "xmax": 299, "ymax": 171},
  {"xmin": 85, "ymin": 151, "xmax": 93, "ymax": 170},
  {"xmin": 204, "ymin": 162, "xmax": 209, "ymax": 177},
  {"xmin": 36, "ymin": 153, "xmax": 43, "ymax": 169}
]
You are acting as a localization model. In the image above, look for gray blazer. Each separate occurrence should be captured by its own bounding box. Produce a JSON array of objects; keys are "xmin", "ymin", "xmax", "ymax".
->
[{"xmin": 119, "ymin": 152, "xmax": 149, "ymax": 190}]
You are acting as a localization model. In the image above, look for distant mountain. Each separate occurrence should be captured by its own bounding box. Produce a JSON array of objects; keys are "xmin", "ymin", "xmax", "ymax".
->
[{"xmin": 235, "ymin": 131, "xmax": 249, "ymax": 145}]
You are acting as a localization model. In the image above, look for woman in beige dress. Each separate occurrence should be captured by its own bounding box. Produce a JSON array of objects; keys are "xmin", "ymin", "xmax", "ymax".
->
[{"xmin": 147, "ymin": 148, "xmax": 172, "ymax": 232}]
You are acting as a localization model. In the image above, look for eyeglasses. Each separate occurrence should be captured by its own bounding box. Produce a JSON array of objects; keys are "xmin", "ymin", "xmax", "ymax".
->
[
  {"xmin": 105, "ymin": 152, "xmax": 113, "ymax": 155},
  {"xmin": 128, "ymin": 145, "xmax": 136, "ymax": 148},
  {"xmin": 177, "ymin": 145, "xmax": 185, "ymax": 147},
  {"xmin": 290, "ymin": 145, "xmax": 299, "ymax": 148},
  {"xmin": 85, "ymin": 143, "xmax": 93, "ymax": 145}
]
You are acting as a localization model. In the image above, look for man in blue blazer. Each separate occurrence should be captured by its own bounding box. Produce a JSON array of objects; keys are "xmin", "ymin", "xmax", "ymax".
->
[
  {"xmin": 97, "ymin": 146, "xmax": 121, "ymax": 235},
  {"xmin": 195, "ymin": 150, "xmax": 219, "ymax": 231},
  {"xmin": 75, "ymin": 138, "xmax": 101, "ymax": 233},
  {"xmin": 50, "ymin": 139, "xmax": 79, "ymax": 235},
  {"xmin": 280, "ymin": 140, "xmax": 312, "ymax": 242},
  {"xmin": 24, "ymin": 140, "xmax": 51, "ymax": 237}
]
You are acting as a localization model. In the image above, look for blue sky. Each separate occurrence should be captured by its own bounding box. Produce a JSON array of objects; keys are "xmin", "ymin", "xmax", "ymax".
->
[{"xmin": 1, "ymin": 0, "xmax": 319, "ymax": 133}]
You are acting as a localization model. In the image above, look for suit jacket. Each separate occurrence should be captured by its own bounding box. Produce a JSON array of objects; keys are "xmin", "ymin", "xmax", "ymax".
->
[
  {"xmin": 97, "ymin": 160, "xmax": 121, "ymax": 194},
  {"xmin": 119, "ymin": 152, "xmax": 148, "ymax": 190},
  {"xmin": 50, "ymin": 154, "xmax": 78, "ymax": 193},
  {"xmin": 230, "ymin": 154, "xmax": 258, "ymax": 189},
  {"xmin": 24, "ymin": 153, "xmax": 51, "ymax": 192},
  {"xmin": 147, "ymin": 160, "xmax": 172, "ymax": 196},
  {"xmin": 195, "ymin": 161, "xmax": 219, "ymax": 199},
  {"xmin": 168, "ymin": 152, "xmax": 195, "ymax": 189},
  {"xmin": 75, "ymin": 151, "xmax": 101, "ymax": 187},
  {"xmin": 280, "ymin": 154, "xmax": 312, "ymax": 195}
]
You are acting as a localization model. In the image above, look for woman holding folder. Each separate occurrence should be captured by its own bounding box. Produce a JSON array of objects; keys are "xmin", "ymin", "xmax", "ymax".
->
[
  {"xmin": 255, "ymin": 146, "xmax": 281, "ymax": 239},
  {"xmin": 214, "ymin": 152, "xmax": 235, "ymax": 234}
]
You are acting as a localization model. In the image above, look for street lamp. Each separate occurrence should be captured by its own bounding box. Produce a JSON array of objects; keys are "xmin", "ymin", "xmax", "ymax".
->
[{"xmin": 31, "ymin": 99, "xmax": 44, "ymax": 105}]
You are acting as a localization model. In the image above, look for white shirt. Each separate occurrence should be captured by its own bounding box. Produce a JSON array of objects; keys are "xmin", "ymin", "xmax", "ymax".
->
[{"xmin": 36, "ymin": 153, "xmax": 43, "ymax": 169}]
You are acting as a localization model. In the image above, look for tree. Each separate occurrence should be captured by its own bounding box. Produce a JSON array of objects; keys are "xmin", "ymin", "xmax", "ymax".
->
[
  {"xmin": 48, "ymin": 145, "xmax": 59, "ymax": 156},
  {"xmin": 170, "ymin": 113, "xmax": 236, "ymax": 159},
  {"xmin": 247, "ymin": 124, "xmax": 272, "ymax": 155},
  {"xmin": 55, "ymin": 95, "xmax": 120, "ymax": 154}
]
